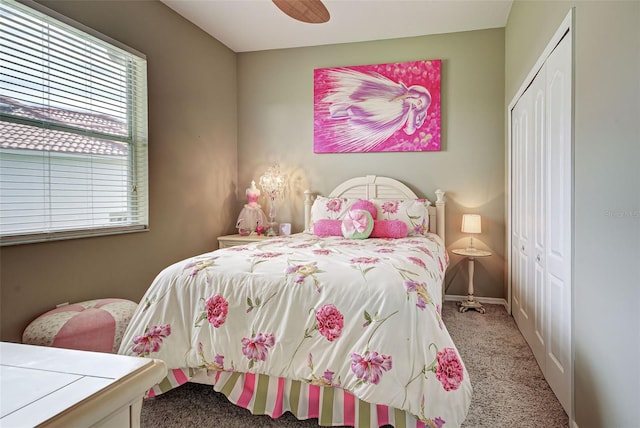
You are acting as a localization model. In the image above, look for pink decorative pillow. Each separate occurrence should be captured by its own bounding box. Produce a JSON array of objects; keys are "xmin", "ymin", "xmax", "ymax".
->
[
  {"xmin": 341, "ymin": 209, "xmax": 374, "ymax": 239},
  {"xmin": 313, "ymin": 218, "xmax": 408, "ymax": 239},
  {"xmin": 370, "ymin": 219, "xmax": 409, "ymax": 238},
  {"xmin": 350, "ymin": 199, "xmax": 377, "ymax": 220},
  {"xmin": 313, "ymin": 219, "xmax": 342, "ymax": 236},
  {"xmin": 22, "ymin": 298, "xmax": 138, "ymax": 354}
]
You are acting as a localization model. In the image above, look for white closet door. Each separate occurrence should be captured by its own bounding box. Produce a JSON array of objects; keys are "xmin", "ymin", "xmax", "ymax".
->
[
  {"xmin": 531, "ymin": 72, "xmax": 548, "ymax": 368},
  {"xmin": 512, "ymin": 69, "xmax": 546, "ymax": 367},
  {"xmin": 511, "ymin": 85, "xmax": 533, "ymax": 347},
  {"xmin": 509, "ymin": 31, "xmax": 572, "ymax": 417},
  {"xmin": 543, "ymin": 33, "xmax": 572, "ymax": 414}
]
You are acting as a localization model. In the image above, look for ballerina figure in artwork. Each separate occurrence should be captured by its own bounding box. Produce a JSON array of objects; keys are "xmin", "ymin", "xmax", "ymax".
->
[{"xmin": 321, "ymin": 68, "xmax": 432, "ymax": 152}]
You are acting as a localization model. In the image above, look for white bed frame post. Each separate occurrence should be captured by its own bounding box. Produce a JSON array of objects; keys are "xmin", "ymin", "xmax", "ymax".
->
[
  {"xmin": 304, "ymin": 190, "xmax": 315, "ymax": 230},
  {"xmin": 435, "ymin": 189, "xmax": 445, "ymax": 244}
]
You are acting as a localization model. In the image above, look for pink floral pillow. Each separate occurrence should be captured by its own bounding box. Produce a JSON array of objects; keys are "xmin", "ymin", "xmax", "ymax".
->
[
  {"xmin": 372, "ymin": 199, "xmax": 431, "ymax": 236},
  {"xmin": 308, "ymin": 196, "xmax": 358, "ymax": 231}
]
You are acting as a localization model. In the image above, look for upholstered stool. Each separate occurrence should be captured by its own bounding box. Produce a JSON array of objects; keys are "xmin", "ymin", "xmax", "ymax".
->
[{"xmin": 22, "ymin": 298, "xmax": 138, "ymax": 354}]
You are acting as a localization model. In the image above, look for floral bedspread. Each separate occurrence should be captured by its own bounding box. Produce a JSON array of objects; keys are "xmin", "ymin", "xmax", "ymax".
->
[{"xmin": 119, "ymin": 233, "xmax": 472, "ymax": 426}]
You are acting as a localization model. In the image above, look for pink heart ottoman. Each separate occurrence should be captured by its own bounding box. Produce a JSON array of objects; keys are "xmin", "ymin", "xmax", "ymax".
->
[{"xmin": 22, "ymin": 298, "xmax": 138, "ymax": 354}]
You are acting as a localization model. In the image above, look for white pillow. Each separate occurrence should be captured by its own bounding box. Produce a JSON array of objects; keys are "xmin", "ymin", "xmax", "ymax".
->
[
  {"xmin": 371, "ymin": 199, "xmax": 431, "ymax": 236},
  {"xmin": 307, "ymin": 196, "xmax": 358, "ymax": 231}
]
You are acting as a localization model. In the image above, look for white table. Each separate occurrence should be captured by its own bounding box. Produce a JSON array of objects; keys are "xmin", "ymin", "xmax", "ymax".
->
[
  {"xmin": 217, "ymin": 233, "xmax": 273, "ymax": 248},
  {"xmin": 0, "ymin": 342, "xmax": 166, "ymax": 427},
  {"xmin": 451, "ymin": 248, "xmax": 492, "ymax": 314}
]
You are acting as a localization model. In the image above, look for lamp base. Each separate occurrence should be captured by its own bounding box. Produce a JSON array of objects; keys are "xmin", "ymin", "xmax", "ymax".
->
[
  {"xmin": 458, "ymin": 299, "xmax": 485, "ymax": 314},
  {"xmin": 266, "ymin": 222, "xmax": 279, "ymax": 237}
]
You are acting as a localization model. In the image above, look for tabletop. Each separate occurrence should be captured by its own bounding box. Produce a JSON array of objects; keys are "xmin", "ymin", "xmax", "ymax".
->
[{"xmin": 451, "ymin": 248, "xmax": 492, "ymax": 258}]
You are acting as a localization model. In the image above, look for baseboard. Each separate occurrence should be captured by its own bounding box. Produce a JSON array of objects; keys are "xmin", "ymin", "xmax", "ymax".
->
[{"xmin": 445, "ymin": 294, "xmax": 509, "ymax": 311}]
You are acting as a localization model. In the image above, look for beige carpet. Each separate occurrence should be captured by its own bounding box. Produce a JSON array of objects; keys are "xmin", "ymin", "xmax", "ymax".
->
[{"xmin": 141, "ymin": 301, "xmax": 569, "ymax": 427}]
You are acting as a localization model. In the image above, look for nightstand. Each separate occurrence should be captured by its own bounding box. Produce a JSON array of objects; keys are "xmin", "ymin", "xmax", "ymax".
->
[
  {"xmin": 451, "ymin": 248, "xmax": 492, "ymax": 314},
  {"xmin": 217, "ymin": 233, "xmax": 273, "ymax": 248}
]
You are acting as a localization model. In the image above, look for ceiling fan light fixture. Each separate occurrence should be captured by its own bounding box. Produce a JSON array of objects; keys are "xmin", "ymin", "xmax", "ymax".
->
[{"xmin": 272, "ymin": 0, "xmax": 330, "ymax": 24}]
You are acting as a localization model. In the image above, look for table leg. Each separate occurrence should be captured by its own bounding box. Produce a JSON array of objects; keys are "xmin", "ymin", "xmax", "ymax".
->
[
  {"xmin": 458, "ymin": 256, "xmax": 485, "ymax": 314},
  {"xmin": 467, "ymin": 257, "xmax": 474, "ymax": 300}
]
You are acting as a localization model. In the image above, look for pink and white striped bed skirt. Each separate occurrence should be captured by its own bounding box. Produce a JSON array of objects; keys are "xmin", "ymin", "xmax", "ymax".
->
[{"xmin": 148, "ymin": 368, "xmax": 428, "ymax": 428}]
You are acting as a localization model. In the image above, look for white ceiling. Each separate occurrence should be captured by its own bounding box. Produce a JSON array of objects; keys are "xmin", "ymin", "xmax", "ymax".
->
[{"xmin": 160, "ymin": 0, "xmax": 513, "ymax": 53}]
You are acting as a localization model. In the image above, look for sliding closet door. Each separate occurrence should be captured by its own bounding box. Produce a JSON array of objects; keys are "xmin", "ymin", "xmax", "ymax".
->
[{"xmin": 543, "ymin": 33, "xmax": 572, "ymax": 414}]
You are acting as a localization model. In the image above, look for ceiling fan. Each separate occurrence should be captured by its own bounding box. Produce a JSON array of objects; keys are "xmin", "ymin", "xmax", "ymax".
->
[{"xmin": 272, "ymin": 0, "xmax": 330, "ymax": 24}]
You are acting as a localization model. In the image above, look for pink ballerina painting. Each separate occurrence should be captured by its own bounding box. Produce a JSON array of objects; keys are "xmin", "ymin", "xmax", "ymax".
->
[{"xmin": 314, "ymin": 59, "xmax": 441, "ymax": 153}]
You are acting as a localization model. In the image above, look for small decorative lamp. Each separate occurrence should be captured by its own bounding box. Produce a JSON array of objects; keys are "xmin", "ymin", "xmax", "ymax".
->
[
  {"xmin": 259, "ymin": 163, "xmax": 286, "ymax": 236},
  {"xmin": 461, "ymin": 214, "xmax": 482, "ymax": 250}
]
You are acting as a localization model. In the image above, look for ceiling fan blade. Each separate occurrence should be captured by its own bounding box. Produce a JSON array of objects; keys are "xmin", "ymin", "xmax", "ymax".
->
[{"xmin": 272, "ymin": 0, "xmax": 330, "ymax": 24}]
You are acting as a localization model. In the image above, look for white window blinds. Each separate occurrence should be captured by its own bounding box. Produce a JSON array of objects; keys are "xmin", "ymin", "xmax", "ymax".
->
[{"xmin": 0, "ymin": 0, "xmax": 148, "ymax": 245}]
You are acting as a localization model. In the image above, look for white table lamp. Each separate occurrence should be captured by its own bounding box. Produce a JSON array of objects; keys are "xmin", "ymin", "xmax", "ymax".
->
[{"xmin": 461, "ymin": 214, "xmax": 481, "ymax": 250}]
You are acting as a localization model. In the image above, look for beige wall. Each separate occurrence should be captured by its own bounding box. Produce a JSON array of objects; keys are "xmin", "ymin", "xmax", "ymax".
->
[
  {"xmin": 506, "ymin": 1, "xmax": 640, "ymax": 426},
  {"xmin": 0, "ymin": 1, "xmax": 238, "ymax": 342},
  {"xmin": 237, "ymin": 29, "xmax": 506, "ymax": 299}
]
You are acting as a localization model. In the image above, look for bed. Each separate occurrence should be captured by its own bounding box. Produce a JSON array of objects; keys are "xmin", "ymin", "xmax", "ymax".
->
[{"xmin": 119, "ymin": 175, "xmax": 472, "ymax": 427}]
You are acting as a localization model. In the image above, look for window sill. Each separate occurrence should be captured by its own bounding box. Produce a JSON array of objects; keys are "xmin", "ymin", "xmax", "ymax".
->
[{"xmin": 0, "ymin": 226, "xmax": 149, "ymax": 246}]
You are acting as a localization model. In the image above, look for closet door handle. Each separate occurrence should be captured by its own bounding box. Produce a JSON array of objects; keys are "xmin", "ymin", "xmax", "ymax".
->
[{"xmin": 536, "ymin": 255, "xmax": 541, "ymax": 262}]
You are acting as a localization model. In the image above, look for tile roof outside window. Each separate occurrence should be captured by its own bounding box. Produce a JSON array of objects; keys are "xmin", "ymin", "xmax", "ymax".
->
[{"xmin": 0, "ymin": 96, "xmax": 128, "ymax": 156}]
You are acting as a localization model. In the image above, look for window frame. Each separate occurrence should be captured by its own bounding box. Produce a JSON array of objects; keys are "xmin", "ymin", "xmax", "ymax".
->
[{"xmin": 0, "ymin": 0, "xmax": 149, "ymax": 246}]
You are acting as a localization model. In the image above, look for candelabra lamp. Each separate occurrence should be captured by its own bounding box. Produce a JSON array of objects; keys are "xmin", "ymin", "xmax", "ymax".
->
[{"xmin": 259, "ymin": 164, "xmax": 286, "ymax": 236}]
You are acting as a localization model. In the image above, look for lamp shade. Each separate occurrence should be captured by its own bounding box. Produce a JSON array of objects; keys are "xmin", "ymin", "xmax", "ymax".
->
[{"xmin": 461, "ymin": 214, "xmax": 481, "ymax": 234}]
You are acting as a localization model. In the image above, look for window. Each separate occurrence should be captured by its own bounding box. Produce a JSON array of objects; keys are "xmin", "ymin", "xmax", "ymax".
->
[{"xmin": 0, "ymin": 0, "xmax": 148, "ymax": 245}]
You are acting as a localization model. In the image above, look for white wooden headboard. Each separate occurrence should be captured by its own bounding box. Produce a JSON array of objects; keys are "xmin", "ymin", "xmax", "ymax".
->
[{"xmin": 304, "ymin": 175, "xmax": 446, "ymax": 243}]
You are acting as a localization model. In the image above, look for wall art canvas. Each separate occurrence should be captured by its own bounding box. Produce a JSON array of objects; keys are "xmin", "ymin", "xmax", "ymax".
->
[{"xmin": 314, "ymin": 59, "xmax": 441, "ymax": 153}]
